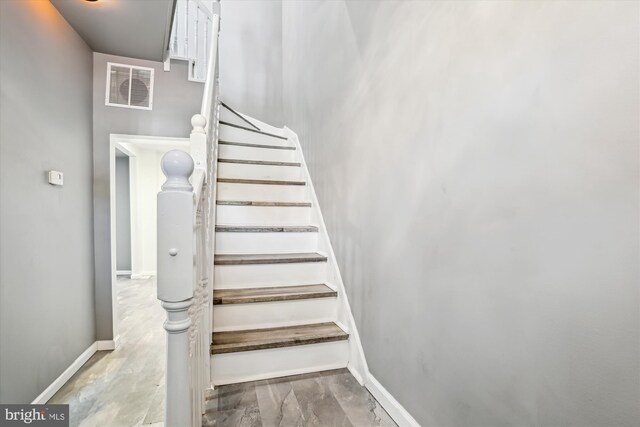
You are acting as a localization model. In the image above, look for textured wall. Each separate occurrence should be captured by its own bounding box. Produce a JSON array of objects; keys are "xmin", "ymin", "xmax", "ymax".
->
[
  {"xmin": 0, "ymin": 0, "xmax": 95, "ymax": 403},
  {"xmin": 93, "ymin": 53, "xmax": 202, "ymax": 340},
  {"xmin": 281, "ymin": 1, "xmax": 640, "ymax": 425},
  {"xmin": 219, "ymin": 0, "xmax": 284, "ymax": 126}
]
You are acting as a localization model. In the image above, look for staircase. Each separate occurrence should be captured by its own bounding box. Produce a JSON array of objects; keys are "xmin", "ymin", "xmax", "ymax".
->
[
  {"xmin": 157, "ymin": 5, "xmax": 366, "ymax": 426},
  {"xmin": 209, "ymin": 109, "xmax": 351, "ymax": 385}
]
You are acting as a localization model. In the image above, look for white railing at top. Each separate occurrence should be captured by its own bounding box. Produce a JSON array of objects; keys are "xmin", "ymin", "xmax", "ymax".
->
[
  {"xmin": 157, "ymin": 4, "xmax": 220, "ymax": 427},
  {"xmin": 170, "ymin": 0, "xmax": 218, "ymax": 82}
]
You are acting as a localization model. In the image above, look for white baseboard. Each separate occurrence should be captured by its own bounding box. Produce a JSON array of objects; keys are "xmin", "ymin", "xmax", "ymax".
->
[
  {"xmin": 347, "ymin": 364, "xmax": 365, "ymax": 386},
  {"xmin": 130, "ymin": 271, "xmax": 156, "ymax": 280},
  {"xmin": 32, "ymin": 336, "xmax": 122, "ymax": 404},
  {"xmin": 32, "ymin": 342, "xmax": 97, "ymax": 404},
  {"xmin": 365, "ymin": 374, "xmax": 420, "ymax": 427},
  {"xmin": 97, "ymin": 335, "xmax": 120, "ymax": 351},
  {"xmin": 116, "ymin": 270, "xmax": 132, "ymax": 276}
]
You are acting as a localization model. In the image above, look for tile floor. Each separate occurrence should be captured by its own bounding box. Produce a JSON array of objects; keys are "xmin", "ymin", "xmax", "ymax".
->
[
  {"xmin": 49, "ymin": 276, "xmax": 396, "ymax": 427},
  {"xmin": 49, "ymin": 276, "xmax": 166, "ymax": 427},
  {"xmin": 203, "ymin": 370, "xmax": 396, "ymax": 427}
]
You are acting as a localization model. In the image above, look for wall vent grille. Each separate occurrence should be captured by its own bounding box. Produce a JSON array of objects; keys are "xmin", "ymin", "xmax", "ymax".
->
[{"xmin": 105, "ymin": 63, "xmax": 154, "ymax": 110}]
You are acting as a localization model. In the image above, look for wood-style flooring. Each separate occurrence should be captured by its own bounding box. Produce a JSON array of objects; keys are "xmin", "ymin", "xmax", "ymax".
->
[{"xmin": 48, "ymin": 276, "xmax": 396, "ymax": 427}]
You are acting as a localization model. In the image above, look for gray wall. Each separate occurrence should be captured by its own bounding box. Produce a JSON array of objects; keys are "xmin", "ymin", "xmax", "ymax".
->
[
  {"xmin": 115, "ymin": 155, "xmax": 131, "ymax": 272},
  {"xmin": 281, "ymin": 1, "xmax": 640, "ymax": 426},
  {"xmin": 93, "ymin": 53, "xmax": 203, "ymax": 340},
  {"xmin": 0, "ymin": 0, "xmax": 95, "ymax": 403},
  {"xmin": 219, "ymin": 0, "xmax": 284, "ymax": 126}
]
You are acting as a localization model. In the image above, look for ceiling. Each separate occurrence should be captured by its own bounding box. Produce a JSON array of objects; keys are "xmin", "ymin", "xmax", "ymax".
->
[{"xmin": 51, "ymin": 0, "xmax": 176, "ymax": 62}]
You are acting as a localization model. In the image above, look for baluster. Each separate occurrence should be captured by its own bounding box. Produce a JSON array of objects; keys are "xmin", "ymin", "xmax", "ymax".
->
[
  {"xmin": 190, "ymin": 114, "xmax": 207, "ymax": 173},
  {"xmin": 184, "ymin": 0, "xmax": 190, "ymax": 57},
  {"xmin": 158, "ymin": 150, "xmax": 195, "ymax": 427}
]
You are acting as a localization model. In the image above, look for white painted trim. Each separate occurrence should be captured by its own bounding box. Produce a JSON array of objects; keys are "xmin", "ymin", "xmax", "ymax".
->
[
  {"xmin": 212, "ymin": 363, "xmax": 348, "ymax": 388},
  {"xmin": 366, "ymin": 374, "xmax": 421, "ymax": 427},
  {"xmin": 96, "ymin": 335, "xmax": 120, "ymax": 351},
  {"xmin": 347, "ymin": 365, "xmax": 364, "ymax": 385},
  {"xmin": 283, "ymin": 125, "xmax": 370, "ymax": 385},
  {"xmin": 130, "ymin": 272, "xmax": 156, "ymax": 280},
  {"xmin": 213, "ymin": 318, "xmax": 337, "ymax": 333},
  {"xmin": 116, "ymin": 270, "xmax": 132, "ymax": 276},
  {"xmin": 109, "ymin": 140, "xmax": 121, "ymax": 347},
  {"xmin": 111, "ymin": 133, "xmax": 190, "ymax": 147},
  {"xmin": 31, "ymin": 342, "xmax": 97, "ymax": 404}
]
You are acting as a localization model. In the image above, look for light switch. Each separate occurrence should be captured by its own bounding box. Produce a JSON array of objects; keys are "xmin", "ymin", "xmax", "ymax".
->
[{"xmin": 48, "ymin": 170, "xmax": 64, "ymax": 186}]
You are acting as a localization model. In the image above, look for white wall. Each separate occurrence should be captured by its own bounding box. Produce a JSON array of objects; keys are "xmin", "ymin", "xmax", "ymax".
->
[
  {"xmin": 117, "ymin": 141, "xmax": 190, "ymax": 278},
  {"xmin": 281, "ymin": 1, "xmax": 640, "ymax": 426},
  {"xmin": 219, "ymin": 0, "xmax": 284, "ymax": 126}
]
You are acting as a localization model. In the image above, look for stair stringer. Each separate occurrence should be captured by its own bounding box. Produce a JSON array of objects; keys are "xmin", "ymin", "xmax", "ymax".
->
[{"xmin": 281, "ymin": 125, "xmax": 369, "ymax": 386}]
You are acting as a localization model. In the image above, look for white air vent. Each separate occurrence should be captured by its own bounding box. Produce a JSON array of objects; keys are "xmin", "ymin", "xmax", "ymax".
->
[{"xmin": 105, "ymin": 62, "xmax": 154, "ymax": 110}]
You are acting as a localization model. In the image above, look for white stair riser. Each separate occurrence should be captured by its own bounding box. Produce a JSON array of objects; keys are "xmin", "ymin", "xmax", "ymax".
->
[
  {"xmin": 219, "ymin": 145, "xmax": 296, "ymax": 163},
  {"xmin": 214, "ymin": 262, "xmax": 327, "ymax": 289},
  {"xmin": 216, "ymin": 205, "xmax": 312, "ymax": 226},
  {"xmin": 218, "ymin": 162, "xmax": 303, "ymax": 181},
  {"xmin": 211, "ymin": 340, "xmax": 349, "ymax": 386},
  {"xmin": 220, "ymin": 125, "xmax": 291, "ymax": 147},
  {"xmin": 217, "ymin": 182, "xmax": 307, "ymax": 202},
  {"xmin": 215, "ymin": 232, "xmax": 318, "ymax": 254},
  {"xmin": 213, "ymin": 298, "xmax": 337, "ymax": 331}
]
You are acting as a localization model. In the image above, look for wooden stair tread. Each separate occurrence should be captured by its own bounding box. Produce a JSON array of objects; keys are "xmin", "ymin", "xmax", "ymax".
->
[
  {"xmin": 219, "ymin": 140, "xmax": 296, "ymax": 150},
  {"xmin": 218, "ymin": 178, "xmax": 306, "ymax": 186},
  {"xmin": 218, "ymin": 158, "xmax": 301, "ymax": 167},
  {"xmin": 216, "ymin": 200, "xmax": 312, "ymax": 207},
  {"xmin": 213, "ymin": 284, "xmax": 336, "ymax": 305},
  {"xmin": 211, "ymin": 322, "xmax": 348, "ymax": 354},
  {"xmin": 216, "ymin": 225, "xmax": 318, "ymax": 233},
  {"xmin": 214, "ymin": 252, "xmax": 327, "ymax": 265},
  {"xmin": 220, "ymin": 121, "xmax": 288, "ymax": 140}
]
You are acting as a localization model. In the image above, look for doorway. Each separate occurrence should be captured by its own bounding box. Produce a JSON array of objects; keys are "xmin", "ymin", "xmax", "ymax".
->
[{"xmin": 109, "ymin": 134, "xmax": 191, "ymax": 340}]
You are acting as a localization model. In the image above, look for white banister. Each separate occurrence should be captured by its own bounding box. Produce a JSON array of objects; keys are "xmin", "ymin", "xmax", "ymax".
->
[
  {"xmin": 200, "ymin": 12, "xmax": 220, "ymax": 119},
  {"xmin": 159, "ymin": 3, "xmax": 220, "ymax": 427}
]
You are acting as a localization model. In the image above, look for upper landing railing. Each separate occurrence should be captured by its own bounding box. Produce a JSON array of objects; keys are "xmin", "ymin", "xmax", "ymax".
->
[
  {"xmin": 157, "ymin": 2, "xmax": 220, "ymax": 426},
  {"xmin": 169, "ymin": 0, "xmax": 218, "ymax": 82}
]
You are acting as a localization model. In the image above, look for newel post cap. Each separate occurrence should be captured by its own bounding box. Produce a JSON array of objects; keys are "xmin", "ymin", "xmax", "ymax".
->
[
  {"xmin": 161, "ymin": 150, "xmax": 194, "ymax": 192},
  {"xmin": 191, "ymin": 114, "xmax": 207, "ymax": 134}
]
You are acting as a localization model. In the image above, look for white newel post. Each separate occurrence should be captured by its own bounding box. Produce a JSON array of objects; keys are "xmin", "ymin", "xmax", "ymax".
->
[{"xmin": 158, "ymin": 150, "xmax": 195, "ymax": 427}]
